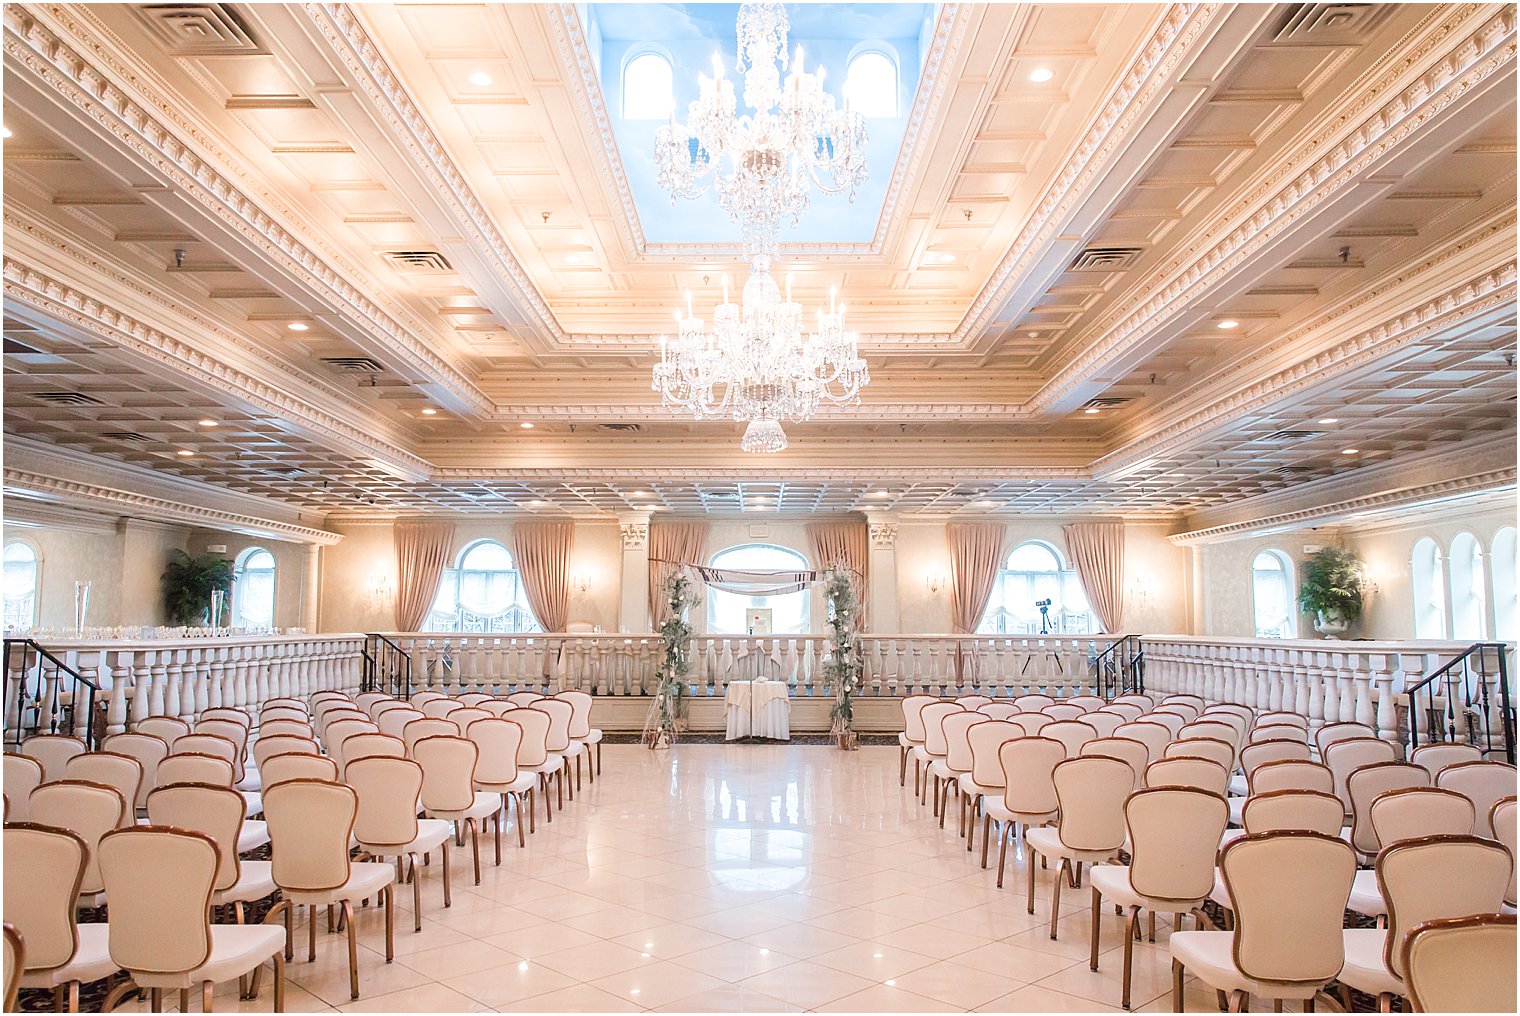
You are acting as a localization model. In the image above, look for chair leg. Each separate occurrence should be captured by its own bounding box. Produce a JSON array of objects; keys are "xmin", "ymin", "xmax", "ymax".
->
[
  {"xmin": 1027, "ymin": 838, "xmax": 1037, "ymax": 913},
  {"xmin": 202, "ymin": 981, "xmax": 213, "ymax": 1013},
  {"xmin": 1228, "ymin": 988, "xmax": 1248, "ymax": 1012},
  {"xmin": 1122, "ymin": 907, "xmax": 1139, "ymax": 1010},
  {"xmin": 1171, "ymin": 959, "xmax": 1185, "ymax": 1013},
  {"xmin": 1089, "ymin": 885, "xmax": 1102, "ymax": 971},
  {"xmin": 515, "ymin": 793, "xmax": 527, "ymax": 845},
  {"xmin": 308, "ymin": 903, "xmax": 318, "ymax": 962},
  {"xmin": 67, "ymin": 982, "xmax": 80, "ymax": 1013},
  {"xmin": 557, "ymin": 768, "xmax": 564, "ymax": 810},
  {"xmin": 409, "ymin": 856, "xmax": 423, "ymax": 932},
  {"xmin": 596, "ymin": 740, "xmax": 601, "ymax": 774},
  {"xmin": 1049, "ymin": 858, "xmax": 1065, "ymax": 939},
  {"xmin": 997, "ymin": 823, "xmax": 1010, "ymax": 889},
  {"xmin": 272, "ymin": 951, "xmax": 285, "ymax": 1013},
  {"xmin": 1378, "ymin": 992, "xmax": 1393, "ymax": 1013},
  {"xmin": 150, "ymin": 988, "xmax": 162, "ymax": 1013},
  {"xmin": 442, "ymin": 838, "xmax": 452, "ymax": 908},
  {"xmin": 100, "ymin": 977, "xmax": 141, "ymax": 1014},
  {"xmin": 383, "ymin": 885, "xmax": 394, "ymax": 961},
  {"xmin": 470, "ymin": 817, "xmax": 481, "ymax": 885},
  {"xmin": 899, "ymin": 745, "xmax": 908, "ymax": 786},
  {"xmin": 981, "ymin": 814, "xmax": 992, "ymax": 868},
  {"xmin": 179, "ymin": 989, "xmax": 190, "ymax": 1014}
]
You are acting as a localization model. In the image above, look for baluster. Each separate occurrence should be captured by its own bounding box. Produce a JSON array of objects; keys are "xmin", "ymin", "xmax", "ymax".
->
[{"xmin": 1351, "ymin": 653, "xmax": 1376, "ymax": 731}]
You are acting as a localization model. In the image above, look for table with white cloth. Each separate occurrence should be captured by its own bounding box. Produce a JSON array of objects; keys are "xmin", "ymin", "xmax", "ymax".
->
[{"xmin": 724, "ymin": 680, "xmax": 792, "ymax": 741}]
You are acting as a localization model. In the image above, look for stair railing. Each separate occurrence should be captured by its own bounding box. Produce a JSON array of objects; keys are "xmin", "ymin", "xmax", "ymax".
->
[
  {"xmin": 3, "ymin": 638, "xmax": 103, "ymax": 750},
  {"xmin": 1404, "ymin": 642, "xmax": 1514, "ymax": 764},
  {"xmin": 1091, "ymin": 634, "xmax": 1145, "ymax": 699},
  {"xmin": 362, "ymin": 633, "xmax": 412, "ymax": 699}
]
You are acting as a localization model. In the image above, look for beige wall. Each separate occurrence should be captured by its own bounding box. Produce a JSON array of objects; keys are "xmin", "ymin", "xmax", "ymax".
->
[{"xmin": 185, "ymin": 529, "xmax": 311, "ymax": 630}]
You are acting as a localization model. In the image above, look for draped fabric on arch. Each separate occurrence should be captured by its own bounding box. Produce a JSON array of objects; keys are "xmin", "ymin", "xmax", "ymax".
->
[
  {"xmin": 393, "ymin": 521, "xmax": 455, "ymax": 631},
  {"xmin": 648, "ymin": 521, "xmax": 708, "ymax": 626},
  {"xmin": 808, "ymin": 520, "xmax": 869, "ymax": 629},
  {"xmin": 948, "ymin": 523, "xmax": 1008, "ymax": 635},
  {"xmin": 1064, "ymin": 521, "xmax": 1126, "ymax": 632},
  {"xmin": 510, "ymin": 522, "xmax": 574, "ymax": 634}
]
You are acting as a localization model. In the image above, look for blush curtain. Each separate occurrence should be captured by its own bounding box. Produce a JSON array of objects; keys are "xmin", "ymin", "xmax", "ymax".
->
[
  {"xmin": 808, "ymin": 520, "xmax": 870, "ymax": 629},
  {"xmin": 1064, "ymin": 521, "xmax": 1126, "ymax": 633},
  {"xmin": 393, "ymin": 521, "xmax": 455, "ymax": 631},
  {"xmin": 510, "ymin": 522, "xmax": 574, "ymax": 633},
  {"xmin": 648, "ymin": 521, "xmax": 708, "ymax": 627},
  {"xmin": 948, "ymin": 523, "xmax": 1007, "ymax": 635}
]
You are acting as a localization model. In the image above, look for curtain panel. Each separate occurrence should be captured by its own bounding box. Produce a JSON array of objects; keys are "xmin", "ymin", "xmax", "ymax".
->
[
  {"xmin": 393, "ymin": 521, "xmax": 455, "ymax": 631},
  {"xmin": 647, "ymin": 521, "xmax": 708, "ymax": 627},
  {"xmin": 510, "ymin": 522, "xmax": 574, "ymax": 633},
  {"xmin": 1064, "ymin": 521, "xmax": 1126, "ymax": 632},
  {"xmin": 948, "ymin": 523, "xmax": 1008, "ymax": 635},
  {"xmin": 807, "ymin": 520, "xmax": 870, "ymax": 629}
]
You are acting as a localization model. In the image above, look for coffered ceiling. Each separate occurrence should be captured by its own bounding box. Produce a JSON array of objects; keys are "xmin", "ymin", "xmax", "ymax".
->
[{"xmin": 2, "ymin": 2, "xmax": 1515, "ymax": 539}]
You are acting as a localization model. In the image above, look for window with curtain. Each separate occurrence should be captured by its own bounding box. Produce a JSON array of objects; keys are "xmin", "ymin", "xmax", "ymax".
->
[
  {"xmin": 1251, "ymin": 550, "xmax": 1295, "ymax": 639},
  {"xmin": 1493, "ymin": 527, "xmax": 1517, "ymax": 641},
  {"xmin": 622, "ymin": 51, "xmax": 673, "ymax": 119},
  {"xmin": 844, "ymin": 50, "xmax": 898, "ymax": 117},
  {"xmin": 707, "ymin": 544, "xmax": 809, "ymax": 635},
  {"xmin": 1448, "ymin": 532, "xmax": 1487, "ymax": 640},
  {"xmin": 231, "ymin": 547, "xmax": 276, "ymax": 629},
  {"xmin": 978, "ymin": 541, "xmax": 1096, "ymax": 635},
  {"xmin": 3, "ymin": 542, "xmax": 38, "ymax": 631},
  {"xmin": 426, "ymin": 540, "xmax": 541, "ymax": 633},
  {"xmin": 1411, "ymin": 537, "xmax": 1447, "ymax": 639}
]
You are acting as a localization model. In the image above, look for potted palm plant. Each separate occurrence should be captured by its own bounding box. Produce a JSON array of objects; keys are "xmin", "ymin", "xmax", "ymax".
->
[
  {"xmin": 1297, "ymin": 547, "xmax": 1365, "ymax": 639},
  {"xmin": 161, "ymin": 550, "xmax": 234, "ymax": 625}
]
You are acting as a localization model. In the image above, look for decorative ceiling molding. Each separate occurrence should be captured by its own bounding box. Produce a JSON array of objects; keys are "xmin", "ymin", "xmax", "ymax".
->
[
  {"xmin": 1, "ymin": 254, "xmax": 434, "ymax": 481},
  {"xmin": 1034, "ymin": 4, "xmax": 1518, "ymax": 412},
  {"xmin": 3, "ymin": 3, "xmax": 495, "ymax": 415}
]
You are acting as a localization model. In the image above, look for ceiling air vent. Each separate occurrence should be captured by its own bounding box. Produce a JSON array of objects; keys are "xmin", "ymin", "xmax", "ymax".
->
[
  {"xmin": 1272, "ymin": 4, "xmax": 1393, "ymax": 45},
  {"xmin": 133, "ymin": 4, "xmax": 261, "ymax": 55},
  {"xmin": 1274, "ymin": 465, "xmax": 1314, "ymax": 479},
  {"xmin": 597, "ymin": 423, "xmax": 643, "ymax": 433},
  {"xmin": 320, "ymin": 356, "xmax": 386, "ymax": 373},
  {"xmin": 705, "ymin": 491, "xmax": 741, "ymax": 501},
  {"xmin": 1257, "ymin": 429, "xmax": 1325, "ymax": 444},
  {"xmin": 32, "ymin": 391, "xmax": 104, "ymax": 407},
  {"xmin": 381, "ymin": 250, "xmax": 453, "ymax": 274},
  {"xmin": 1083, "ymin": 397, "xmax": 1132, "ymax": 411},
  {"xmin": 102, "ymin": 431, "xmax": 152, "ymax": 444},
  {"xmin": 1069, "ymin": 246, "xmax": 1145, "ymax": 272}
]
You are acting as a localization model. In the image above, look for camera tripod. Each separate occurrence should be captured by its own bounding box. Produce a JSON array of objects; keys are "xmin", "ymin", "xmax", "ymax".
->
[{"xmin": 1020, "ymin": 602, "xmax": 1063, "ymax": 675}]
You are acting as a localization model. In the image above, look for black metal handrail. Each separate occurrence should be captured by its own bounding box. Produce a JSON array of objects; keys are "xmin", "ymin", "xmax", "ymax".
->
[
  {"xmin": 3, "ymin": 638, "xmax": 103, "ymax": 749},
  {"xmin": 1405, "ymin": 642, "xmax": 1514, "ymax": 764},
  {"xmin": 1091, "ymin": 634, "xmax": 1145, "ymax": 699},
  {"xmin": 362, "ymin": 633, "xmax": 412, "ymax": 699}
]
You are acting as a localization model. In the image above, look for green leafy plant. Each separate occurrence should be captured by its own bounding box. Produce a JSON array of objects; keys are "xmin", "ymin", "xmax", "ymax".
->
[
  {"xmin": 1297, "ymin": 546, "xmax": 1365, "ymax": 623},
  {"xmin": 160, "ymin": 550, "xmax": 234, "ymax": 625},
  {"xmin": 822, "ymin": 569, "xmax": 862, "ymax": 742}
]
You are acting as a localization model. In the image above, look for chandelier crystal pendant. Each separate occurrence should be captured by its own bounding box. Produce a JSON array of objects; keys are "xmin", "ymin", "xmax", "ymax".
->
[{"xmin": 654, "ymin": 2, "xmax": 869, "ymax": 258}]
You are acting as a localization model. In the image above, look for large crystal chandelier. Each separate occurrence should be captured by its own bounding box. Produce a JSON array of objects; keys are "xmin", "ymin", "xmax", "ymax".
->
[
  {"xmin": 653, "ymin": 254, "xmax": 868, "ymax": 453},
  {"xmin": 654, "ymin": 2, "xmax": 868, "ymax": 258}
]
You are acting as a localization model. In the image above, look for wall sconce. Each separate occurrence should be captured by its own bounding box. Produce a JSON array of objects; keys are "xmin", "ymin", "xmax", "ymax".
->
[
  {"xmin": 925, "ymin": 572, "xmax": 948, "ymax": 595},
  {"xmin": 1126, "ymin": 576, "xmax": 1154, "ymax": 613},
  {"xmin": 366, "ymin": 570, "xmax": 395, "ymax": 612},
  {"xmin": 572, "ymin": 571, "xmax": 592, "ymax": 595}
]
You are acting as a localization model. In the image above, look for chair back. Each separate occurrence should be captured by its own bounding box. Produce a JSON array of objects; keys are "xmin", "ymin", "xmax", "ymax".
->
[
  {"xmin": 1154, "ymin": 702, "xmax": 1200, "ymax": 722},
  {"xmin": 252, "ymin": 734, "xmax": 319, "ymax": 772},
  {"xmin": 403, "ymin": 717, "xmax": 460, "ymax": 754},
  {"xmin": 157, "ymin": 752, "xmax": 235, "ymax": 788},
  {"xmin": 317, "ymin": 709, "xmax": 368, "ymax": 738},
  {"xmin": 1165, "ymin": 736, "xmax": 1234, "ymax": 771},
  {"xmin": 63, "ymin": 753, "xmax": 142, "ymax": 826},
  {"xmin": 1112, "ymin": 721, "xmax": 1169, "ymax": 764},
  {"xmin": 195, "ymin": 718, "xmax": 248, "ymax": 752},
  {"xmin": 458, "ymin": 693, "xmax": 493, "ymax": 708},
  {"xmin": 1081, "ymin": 712, "xmax": 1124, "ymax": 738},
  {"xmin": 1178, "ymin": 720, "xmax": 1239, "ymax": 751},
  {"xmin": 1347, "ymin": 761, "xmax": 1430, "ymax": 855},
  {"xmin": 503, "ymin": 708, "xmax": 551, "ymax": 767},
  {"xmin": 1370, "ymin": 787, "xmax": 1475, "ymax": 851},
  {"xmin": 506, "ymin": 691, "xmax": 545, "ymax": 706},
  {"xmin": 1240, "ymin": 739, "xmax": 1311, "ymax": 778},
  {"xmin": 377, "ymin": 707, "xmax": 426, "ymax": 738},
  {"xmin": 1409, "ymin": 742, "xmax": 1483, "ymax": 777},
  {"xmin": 1255, "ymin": 710, "xmax": 1309, "ymax": 730},
  {"xmin": 1314, "ymin": 720, "xmax": 1375, "ymax": 757},
  {"xmin": 409, "ymin": 690, "xmax": 446, "ymax": 710},
  {"xmin": 1324, "ymin": 737, "xmax": 1398, "ymax": 808},
  {"xmin": 172, "ymin": 733, "xmax": 238, "ymax": 767},
  {"xmin": 1042, "ymin": 720, "xmax": 1098, "ymax": 758},
  {"xmin": 467, "ymin": 718, "xmax": 525, "ymax": 785},
  {"xmin": 480, "ymin": 699, "xmax": 515, "ymax": 718},
  {"xmin": 941, "ymin": 712, "xmax": 983, "ymax": 773},
  {"xmin": 99, "ymin": 827, "xmax": 218, "ymax": 977},
  {"xmin": 1014, "ymin": 694, "xmax": 1055, "ymax": 713},
  {"xmin": 258, "ymin": 718, "xmax": 313, "ymax": 740},
  {"xmin": 956, "ymin": 695, "xmax": 992, "ymax": 709},
  {"xmin": 340, "ymin": 732, "xmax": 406, "ymax": 773},
  {"xmin": 1251, "ymin": 759, "xmax": 1335, "ymax": 796},
  {"xmin": 3, "ymin": 754, "xmax": 43, "ymax": 822},
  {"xmin": 1126, "ymin": 787, "xmax": 1230, "ymax": 901},
  {"xmin": 1241, "ymin": 790, "xmax": 1345, "ymax": 835},
  {"xmin": 1067, "ymin": 695, "xmax": 1106, "ymax": 714},
  {"xmin": 559, "ymin": 690, "xmax": 594, "ymax": 738},
  {"xmin": 998, "ymin": 737, "xmax": 1064, "ymax": 816},
  {"xmin": 200, "ymin": 707, "xmax": 251, "ymax": 729},
  {"xmin": 3, "ymin": 824, "xmax": 87, "ymax": 971},
  {"xmin": 146, "ymin": 783, "xmax": 245, "ymax": 892},
  {"xmin": 1051, "ymin": 756, "xmax": 1131, "ymax": 852},
  {"xmin": 413, "ymin": 735, "xmax": 479, "ymax": 813},
  {"xmin": 1379, "ymin": 835, "xmax": 1512, "ymax": 981},
  {"xmin": 134, "ymin": 716, "xmax": 191, "ymax": 748},
  {"xmin": 1162, "ymin": 694, "xmax": 1206, "ymax": 711},
  {"xmin": 28, "ymin": 781, "xmax": 126, "ymax": 895},
  {"xmin": 422, "ymin": 699, "xmax": 464, "ymax": 720},
  {"xmin": 354, "ymin": 692, "xmax": 391, "ymax": 712},
  {"xmin": 1113, "ymin": 693, "xmax": 1154, "ymax": 711},
  {"xmin": 900, "ymin": 694, "xmax": 937, "ymax": 744},
  {"xmin": 260, "ymin": 706, "xmax": 308, "ymax": 725},
  {"xmin": 20, "ymin": 734, "xmax": 86, "ymax": 783},
  {"xmin": 1249, "ymin": 723, "xmax": 1309, "ymax": 745},
  {"xmin": 1203, "ymin": 703, "xmax": 1252, "ymax": 726},
  {"xmin": 530, "ymin": 699, "xmax": 575, "ymax": 752},
  {"xmin": 325, "ymin": 719, "xmax": 379, "ymax": 766},
  {"xmin": 1081, "ymin": 737, "xmax": 1149, "ymax": 790},
  {"xmin": 100, "ymin": 733, "xmax": 169, "ymax": 810},
  {"xmin": 1437, "ymin": 761, "xmax": 1518, "ymax": 836},
  {"xmin": 264, "ymin": 779, "xmax": 357, "ymax": 890},
  {"xmin": 347, "ymin": 756, "xmax": 424, "ymax": 847},
  {"xmin": 966, "ymin": 720, "xmax": 1020, "ymax": 788},
  {"xmin": 1100, "ymin": 702, "xmax": 1143, "ymax": 723},
  {"xmin": 1492, "ymin": 797, "xmax": 1517, "ymax": 907},
  {"xmin": 1042, "ymin": 703, "xmax": 1085, "ymax": 722},
  {"xmin": 1221, "ymin": 832, "xmax": 1356, "ymax": 987},
  {"xmin": 368, "ymin": 700, "xmax": 408, "ymax": 722},
  {"xmin": 1011, "ymin": 712, "xmax": 1053, "ymax": 736},
  {"xmin": 977, "ymin": 702, "xmax": 1019, "ymax": 721},
  {"xmin": 1402, "ymin": 914, "xmax": 1518, "ymax": 1014},
  {"xmin": 1144, "ymin": 756, "xmax": 1229, "ymax": 794},
  {"xmin": 919, "ymin": 702, "xmax": 962, "ymax": 757},
  {"xmin": 261, "ymin": 751, "xmax": 339, "ymax": 786},
  {"xmin": 1135, "ymin": 712, "xmax": 1184, "ymax": 738}
]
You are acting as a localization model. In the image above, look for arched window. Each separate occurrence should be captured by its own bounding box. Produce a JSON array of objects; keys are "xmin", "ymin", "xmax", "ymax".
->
[
  {"xmin": 3, "ymin": 542, "xmax": 38, "ymax": 631},
  {"xmin": 978, "ymin": 541, "xmax": 1096, "ymax": 635},
  {"xmin": 1251, "ymin": 550, "xmax": 1295, "ymax": 639},
  {"xmin": 622, "ymin": 51, "xmax": 673, "ymax": 119},
  {"xmin": 1493, "ymin": 527, "xmax": 1517, "ymax": 641},
  {"xmin": 1449, "ymin": 532, "xmax": 1487, "ymax": 640},
  {"xmin": 231, "ymin": 547, "xmax": 276, "ymax": 629},
  {"xmin": 1412, "ymin": 537, "xmax": 1447, "ymax": 639},
  {"xmin": 706, "ymin": 544, "xmax": 809, "ymax": 635},
  {"xmin": 844, "ymin": 50, "xmax": 898, "ymax": 117},
  {"xmin": 427, "ymin": 540, "xmax": 541, "ymax": 633}
]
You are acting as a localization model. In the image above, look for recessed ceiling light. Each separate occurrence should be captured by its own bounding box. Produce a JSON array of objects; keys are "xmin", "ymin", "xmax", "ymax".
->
[
  {"xmin": 868, "ymin": 490, "xmax": 890, "ymax": 497},
  {"xmin": 1084, "ymin": 407, "xmax": 1100, "ymax": 414},
  {"xmin": 974, "ymin": 500, "xmax": 996, "ymax": 509},
  {"xmin": 528, "ymin": 500, "xmax": 547, "ymax": 507},
  {"xmin": 176, "ymin": 449, "xmax": 194, "ymax": 457},
  {"xmin": 1342, "ymin": 448, "xmax": 1359, "ymax": 455},
  {"xmin": 1217, "ymin": 319, "xmax": 1240, "ymax": 330},
  {"xmin": 197, "ymin": 419, "xmax": 217, "ymax": 427},
  {"xmin": 519, "ymin": 421, "xmax": 535, "ymax": 430},
  {"xmin": 287, "ymin": 322, "xmax": 309, "ymax": 332},
  {"xmin": 1029, "ymin": 67, "xmax": 1054, "ymax": 83},
  {"xmin": 469, "ymin": 71, "xmax": 493, "ymax": 87},
  {"xmin": 936, "ymin": 252, "xmax": 955, "ymax": 263},
  {"xmin": 0, "ymin": 127, "xmax": 11, "ymax": 139},
  {"xmin": 420, "ymin": 407, "xmax": 437, "ymax": 416},
  {"xmin": 565, "ymin": 253, "xmax": 582, "ymax": 265},
  {"xmin": 630, "ymin": 491, "xmax": 650, "ymax": 498},
  {"xmin": 1318, "ymin": 417, "xmax": 1339, "ymax": 424}
]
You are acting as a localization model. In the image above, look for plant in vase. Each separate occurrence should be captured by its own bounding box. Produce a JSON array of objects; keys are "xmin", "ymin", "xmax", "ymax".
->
[
  {"xmin": 644, "ymin": 572, "xmax": 697, "ymax": 749},
  {"xmin": 1298, "ymin": 546, "xmax": 1365, "ymax": 639},
  {"xmin": 160, "ymin": 551, "xmax": 233, "ymax": 626},
  {"xmin": 822, "ymin": 569, "xmax": 863, "ymax": 749}
]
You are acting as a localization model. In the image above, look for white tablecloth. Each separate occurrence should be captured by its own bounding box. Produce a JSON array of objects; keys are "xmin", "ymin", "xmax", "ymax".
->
[{"xmin": 724, "ymin": 681, "xmax": 791, "ymax": 741}]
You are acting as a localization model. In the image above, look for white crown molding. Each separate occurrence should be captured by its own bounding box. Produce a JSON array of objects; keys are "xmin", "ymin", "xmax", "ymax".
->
[
  {"xmin": 3, "ymin": 3, "xmax": 495, "ymax": 416},
  {"xmin": 2, "ymin": 254, "xmax": 434, "ymax": 481},
  {"xmin": 2, "ymin": 499, "xmax": 122, "ymax": 535},
  {"xmin": 1034, "ymin": 4, "xmax": 1518, "ymax": 413}
]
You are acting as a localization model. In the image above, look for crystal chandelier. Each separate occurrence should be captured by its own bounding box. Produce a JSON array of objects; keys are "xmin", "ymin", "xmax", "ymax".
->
[
  {"xmin": 652, "ymin": 254, "xmax": 869, "ymax": 453},
  {"xmin": 654, "ymin": 2, "xmax": 868, "ymax": 259}
]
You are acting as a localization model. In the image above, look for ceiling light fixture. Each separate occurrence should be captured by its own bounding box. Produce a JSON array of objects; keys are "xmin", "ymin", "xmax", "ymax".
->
[
  {"xmin": 519, "ymin": 421, "xmax": 535, "ymax": 430},
  {"xmin": 1028, "ymin": 67, "xmax": 1054, "ymax": 83},
  {"xmin": 468, "ymin": 70, "xmax": 493, "ymax": 87},
  {"xmin": 287, "ymin": 322, "xmax": 309, "ymax": 332},
  {"xmin": 1319, "ymin": 417, "xmax": 1339, "ymax": 424},
  {"xmin": 0, "ymin": 126, "xmax": 11, "ymax": 139},
  {"xmin": 197, "ymin": 419, "xmax": 217, "ymax": 427},
  {"xmin": 1217, "ymin": 319, "xmax": 1239, "ymax": 330},
  {"xmin": 1084, "ymin": 407, "xmax": 1100, "ymax": 414},
  {"xmin": 565, "ymin": 253, "xmax": 582, "ymax": 264},
  {"xmin": 420, "ymin": 407, "xmax": 437, "ymax": 416},
  {"xmin": 176, "ymin": 449, "xmax": 194, "ymax": 457},
  {"xmin": 1342, "ymin": 448, "xmax": 1359, "ymax": 455},
  {"xmin": 936, "ymin": 252, "xmax": 955, "ymax": 263}
]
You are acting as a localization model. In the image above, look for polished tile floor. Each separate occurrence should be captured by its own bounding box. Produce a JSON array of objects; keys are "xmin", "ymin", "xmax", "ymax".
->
[{"xmin": 120, "ymin": 744, "xmax": 1247, "ymax": 1013}]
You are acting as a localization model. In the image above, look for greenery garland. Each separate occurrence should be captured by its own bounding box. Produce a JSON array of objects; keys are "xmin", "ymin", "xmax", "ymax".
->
[
  {"xmin": 646, "ymin": 572, "xmax": 697, "ymax": 748},
  {"xmin": 822, "ymin": 569, "xmax": 862, "ymax": 738}
]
